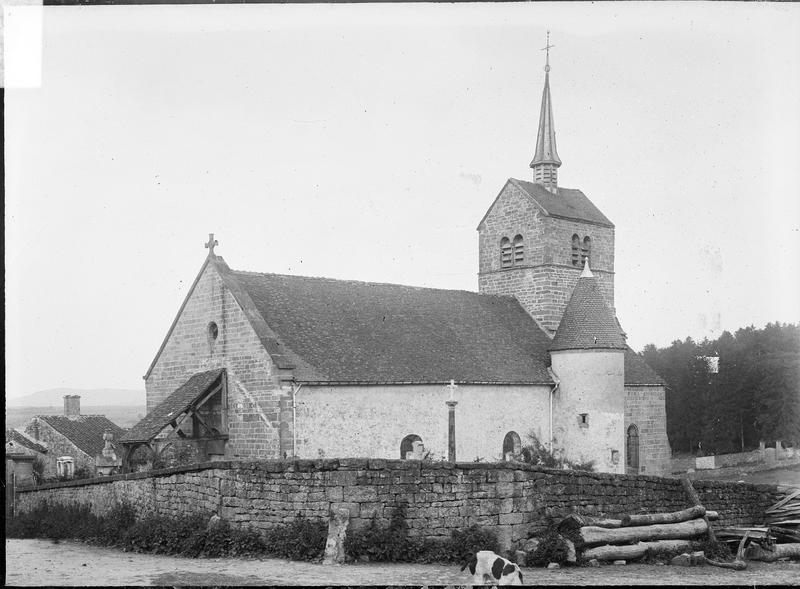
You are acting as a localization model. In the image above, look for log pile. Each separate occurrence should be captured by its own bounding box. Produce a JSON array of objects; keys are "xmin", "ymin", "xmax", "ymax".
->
[
  {"xmin": 562, "ymin": 506, "xmax": 711, "ymax": 563},
  {"xmin": 745, "ymin": 488, "xmax": 800, "ymax": 562}
]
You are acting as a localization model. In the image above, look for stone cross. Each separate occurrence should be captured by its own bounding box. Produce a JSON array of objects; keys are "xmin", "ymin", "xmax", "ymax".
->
[
  {"xmin": 446, "ymin": 379, "xmax": 458, "ymax": 401},
  {"xmin": 205, "ymin": 233, "xmax": 219, "ymax": 255}
]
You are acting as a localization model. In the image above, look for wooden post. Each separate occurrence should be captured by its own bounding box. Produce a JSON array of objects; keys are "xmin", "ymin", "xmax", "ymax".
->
[{"xmin": 681, "ymin": 476, "xmax": 717, "ymax": 543}]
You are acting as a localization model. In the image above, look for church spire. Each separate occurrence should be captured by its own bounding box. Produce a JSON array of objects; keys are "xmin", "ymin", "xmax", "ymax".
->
[{"xmin": 530, "ymin": 31, "xmax": 561, "ymax": 191}]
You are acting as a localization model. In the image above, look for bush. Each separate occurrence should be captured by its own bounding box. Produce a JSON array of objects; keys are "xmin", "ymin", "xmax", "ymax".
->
[
  {"xmin": 344, "ymin": 505, "xmax": 498, "ymax": 564},
  {"xmin": 529, "ymin": 528, "xmax": 570, "ymax": 566},
  {"xmin": 263, "ymin": 514, "xmax": 327, "ymax": 561},
  {"xmin": 521, "ymin": 432, "xmax": 596, "ymax": 472},
  {"xmin": 5, "ymin": 501, "xmax": 100, "ymax": 541}
]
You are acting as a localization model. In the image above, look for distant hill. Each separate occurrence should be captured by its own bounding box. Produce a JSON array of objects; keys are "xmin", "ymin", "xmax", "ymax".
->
[
  {"xmin": 7, "ymin": 388, "xmax": 145, "ymax": 407},
  {"xmin": 6, "ymin": 405, "xmax": 146, "ymax": 430}
]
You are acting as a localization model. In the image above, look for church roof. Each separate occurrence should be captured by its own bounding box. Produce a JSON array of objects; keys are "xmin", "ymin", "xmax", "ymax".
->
[
  {"xmin": 476, "ymin": 179, "xmax": 613, "ymax": 231},
  {"xmin": 550, "ymin": 268, "xmax": 627, "ymax": 351},
  {"xmin": 623, "ymin": 348, "xmax": 667, "ymax": 386},
  {"xmin": 225, "ymin": 266, "xmax": 556, "ymax": 385},
  {"xmin": 121, "ymin": 368, "xmax": 226, "ymax": 443},
  {"xmin": 34, "ymin": 415, "xmax": 125, "ymax": 458},
  {"xmin": 511, "ymin": 179, "xmax": 614, "ymax": 227}
]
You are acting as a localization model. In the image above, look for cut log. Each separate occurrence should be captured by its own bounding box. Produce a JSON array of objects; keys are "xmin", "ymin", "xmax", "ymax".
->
[
  {"xmin": 557, "ymin": 513, "xmax": 622, "ymax": 530},
  {"xmin": 582, "ymin": 539, "xmax": 692, "ymax": 561},
  {"xmin": 706, "ymin": 511, "xmax": 719, "ymax": 521},
  {"xmin": 621, "ymin": 506, "xmax": 705, "ymax": 527},
  {"xmin": 681, "ymin": 477, "xmax": 717, "ymax": 543},
  {"xmin": 578, "ymin": 518, "xmax": 708, "ymax": 546},
  {"xmin": 745, "ymin": 542, "xmax": 800, "ymax": 562}
]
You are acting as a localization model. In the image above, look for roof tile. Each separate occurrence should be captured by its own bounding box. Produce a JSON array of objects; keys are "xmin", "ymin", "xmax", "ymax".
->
[{"xmin": 36, "ymin": 415, "xmax": 125, "ymax": 457}]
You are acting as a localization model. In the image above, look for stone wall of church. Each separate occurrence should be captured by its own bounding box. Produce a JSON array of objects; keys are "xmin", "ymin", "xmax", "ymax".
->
[
  {"xmin": 478, "ymin": 181, "xmax": 615, "ymax": 334},
  {"xmin": 625, "ymin": 386, "xmax": 671, "ymax": 476},
  {"xmin": 295, "ymin": 384, "xmax": 551, "ymax": 462},
  {"xmin": 16, "ymin": 459, "xmax": 783, "ymax": 554},
  {"xmin": 144, "ymin": 263, "xmax": 285, "ymax": 459},
  {"xmin": 23, "ymin": 419, "xmax": 92, "ymax": 477}
]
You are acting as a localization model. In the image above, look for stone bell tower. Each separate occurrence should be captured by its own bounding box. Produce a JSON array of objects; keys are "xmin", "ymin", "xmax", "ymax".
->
[{"xmin": 477, "ymin": 34, "xmax": 616, "ymax": 335}]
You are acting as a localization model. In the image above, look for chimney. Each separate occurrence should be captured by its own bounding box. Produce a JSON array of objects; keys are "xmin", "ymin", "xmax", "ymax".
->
[{"xmin": 64, "ymin": 395, "xmax": 81, "ymax": 419}]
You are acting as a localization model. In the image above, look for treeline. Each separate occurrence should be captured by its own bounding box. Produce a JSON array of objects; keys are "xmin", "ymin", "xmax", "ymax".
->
[{"xmin": 641, "ymin": 322, "xmax": 800, "ymax": 455}]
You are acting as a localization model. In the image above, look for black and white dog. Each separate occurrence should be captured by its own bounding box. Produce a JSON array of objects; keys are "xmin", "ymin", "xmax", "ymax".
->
[{"xmin": 460, "ymin": 550, "xmax": 524, "ymax": 586}]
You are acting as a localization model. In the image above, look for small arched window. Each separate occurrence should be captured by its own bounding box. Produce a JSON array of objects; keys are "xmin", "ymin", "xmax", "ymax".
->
[
  {"xmin": 400, "ymin": 434, "xmax": 423, "ymax": 460},
  {"xmin": 571, "ymin": 234, "xmax": 581, "ymax": 266},
  {"xmin": 500, "ymin": 237, "xmax": 513, "ymax": 268},
  {"xmin": 582, "ymin": 236, "xmax": 592, "ymax": 266},
  {"xmin": 627, "ymin": 425, "xmax": 640, "ymax": 471},
  {"xmin": 513, "ymin": 235, "xmax": 524, "ymax": 264},
  {"xmin": 502, "ymin": 431, "xmax": 522, "ymax": 461}
]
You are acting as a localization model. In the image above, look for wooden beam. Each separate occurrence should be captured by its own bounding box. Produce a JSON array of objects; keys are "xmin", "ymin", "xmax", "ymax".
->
[
  {"xmin": 621, "ymin": 506, "xmax": 706, "ymax": 527},
  {"xmin": 681, "ymin": 477, "xmax": 717, "ymax": 543}
]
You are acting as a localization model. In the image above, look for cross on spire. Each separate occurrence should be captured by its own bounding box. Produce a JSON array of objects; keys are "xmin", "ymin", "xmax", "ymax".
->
[
  {"xmin": 542, "ymin": 30, "xmax": 554, "ymax": 72},
  {"xmin": 205, "ymin": 233, "xmax": 218, "ymax": 255}
]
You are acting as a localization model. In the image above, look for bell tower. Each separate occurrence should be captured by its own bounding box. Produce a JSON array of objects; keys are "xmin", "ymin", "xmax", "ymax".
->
[{"xmin": 477, "ymin": 33, "xmax": 616, "ymax": 335}]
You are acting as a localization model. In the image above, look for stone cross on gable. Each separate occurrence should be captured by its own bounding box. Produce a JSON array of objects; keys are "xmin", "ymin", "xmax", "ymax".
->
[
  {"xmin": 446, "ymin": 379, "xmax": 458, "ymax": 401},
  {"xmin": 205, "ymin": 233, "xmax": 219, "ymax": 255}
]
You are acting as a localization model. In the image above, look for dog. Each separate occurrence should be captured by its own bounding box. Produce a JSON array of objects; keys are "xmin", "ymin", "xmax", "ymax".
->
[{"xmin": 460, "ymin": 550, "xmax": 524, "ymax": 586}]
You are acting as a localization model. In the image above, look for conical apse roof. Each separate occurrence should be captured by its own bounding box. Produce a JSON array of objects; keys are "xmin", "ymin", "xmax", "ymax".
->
[{"xmin": 550, "ymin": 264, "xmax": 626, "ymax": 351}]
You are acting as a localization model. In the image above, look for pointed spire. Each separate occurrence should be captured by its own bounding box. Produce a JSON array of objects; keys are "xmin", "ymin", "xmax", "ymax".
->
[{"xmin": 530, "ymin": 31, "xmax": 561, "ymax": 191}]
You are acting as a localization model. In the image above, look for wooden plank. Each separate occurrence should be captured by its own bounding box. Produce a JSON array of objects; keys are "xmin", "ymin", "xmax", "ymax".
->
[{"xmin": 766, "ymin": 490, "xmax": 800, "ymax": 513}]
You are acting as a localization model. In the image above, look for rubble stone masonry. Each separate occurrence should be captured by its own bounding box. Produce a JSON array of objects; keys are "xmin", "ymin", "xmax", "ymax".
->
[
  {"xmin": 16, "ymin": 460, "xmax": 781, "ymax": 552},
  {"xmin": 478, "ymin": 181, "xmax": 615, "ymax": 334},
  {"xmin": 145, "ymin": 263, "xmax": 286, "ymax": 459}
]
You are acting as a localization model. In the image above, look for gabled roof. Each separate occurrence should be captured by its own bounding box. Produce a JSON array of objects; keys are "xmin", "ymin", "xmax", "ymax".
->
[
  {"xmin": 35, "ymin": 415, "xmax": 125, "ymax": 457},
  {"xmin": 6, "ymin": 428, "xmax": 48, "ymax": 454},
  {"xmin": 476, "ymin": 178, "xmax": 613, "ymax": 231},
  {"xmin": 550, "ymin": 269, "xmax": 627, "ymax": 352},
  {"xmin": 121, "ymin": 368, "xmax": 225, "ymax": 444},
  {"xmin": 227, "ymin": 269, "xmax": 555, "ymax": 385}
]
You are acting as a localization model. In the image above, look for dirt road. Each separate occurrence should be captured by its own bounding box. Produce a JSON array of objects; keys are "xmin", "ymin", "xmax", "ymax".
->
[{"xmin": 6, "ymin": 539, "xmax": 800, "ymax": 586}]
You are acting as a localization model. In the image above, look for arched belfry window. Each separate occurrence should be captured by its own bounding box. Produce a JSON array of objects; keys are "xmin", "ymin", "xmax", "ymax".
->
[
  {"xmin": 502, "ymin": 431, "xmax": 522, "ymax": 461},
  {"xmin": 582, "ymin": 236, "xmax": 592, "ymax": 266},
  {"xmin": 500, "ymin": 237, "xmax": 513, "ymax": 268},
  {"xmin": 513, "ymin": 235, "xmax": 524, "ymax": 264},
  {"xmin": 571, "ymin": 234, "xmax": 581, "ymax": 266},
  {"xmin": 627, "ymin": 425, "xmax": 640, "ymax": 471}
]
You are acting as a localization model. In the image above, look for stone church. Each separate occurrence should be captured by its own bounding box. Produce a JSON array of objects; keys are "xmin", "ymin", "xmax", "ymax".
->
[{"xmin": 121, "ymin": 55, "xmax": 670, "ymax": 475}]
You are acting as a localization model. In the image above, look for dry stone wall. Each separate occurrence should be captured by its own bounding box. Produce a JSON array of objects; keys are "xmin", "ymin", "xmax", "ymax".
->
[{"xmin": 15, "ymin": 459, "xmax": 781, "ymax": 552}]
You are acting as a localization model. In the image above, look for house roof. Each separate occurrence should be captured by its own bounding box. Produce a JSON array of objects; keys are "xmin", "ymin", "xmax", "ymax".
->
[
  {"xmin": 121, "ymin": 368, "xmax": 225, "ymax": 444},
  {"xmin": 35, "ymin": 415, "xmax": 125, "ymax": 458},
  {"xmin": 226, "ymin": 268, "xmax": 556, "ymax": 385},
  {"xmin": 6, "ymin": 428, "xmax": 48, "ymax": 454},
  {"xmin": 551, "ymin": 268, "xmax": 627, "ymax": 351}
]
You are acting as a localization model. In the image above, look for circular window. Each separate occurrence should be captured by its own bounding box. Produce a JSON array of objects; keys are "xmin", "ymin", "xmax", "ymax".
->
[{"xmin": 208, "ymin": 321, "xmax": 219, "ymax": 341}]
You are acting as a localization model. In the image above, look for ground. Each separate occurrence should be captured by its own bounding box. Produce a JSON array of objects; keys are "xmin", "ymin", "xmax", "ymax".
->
[{"xmin": 5, "ymin": 539, "xmax": 799, "ymax": 586}]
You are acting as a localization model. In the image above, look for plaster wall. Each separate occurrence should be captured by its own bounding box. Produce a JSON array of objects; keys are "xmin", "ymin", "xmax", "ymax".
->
[
  {"xmin": 295, "ymin": 384, "xmax": 551, "ymax": 462},
  {"xmin": 550, "ymin": 350, "xmax": 626, "ymax": 474}
]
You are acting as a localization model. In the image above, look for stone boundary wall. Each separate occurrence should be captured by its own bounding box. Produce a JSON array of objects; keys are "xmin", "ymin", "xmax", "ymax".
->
[{"xmin": 15, "ymin": 459, "xmax": 782, "ymax": 551}]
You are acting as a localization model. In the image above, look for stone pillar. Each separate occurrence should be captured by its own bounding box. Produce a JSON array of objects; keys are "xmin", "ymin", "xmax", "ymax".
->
[
  {"xmin": 446, "ymin": 400, "xmax": 458, "ymax": 463},
  {"xmin": 322, "ymin": 507, "xmax": 350, "ymax": 565}
]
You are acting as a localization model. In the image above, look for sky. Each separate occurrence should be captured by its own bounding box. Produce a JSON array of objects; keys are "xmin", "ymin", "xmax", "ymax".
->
[{"xmin": 5, "ymin": 2, "xmax": 800, "ymax": 396}]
